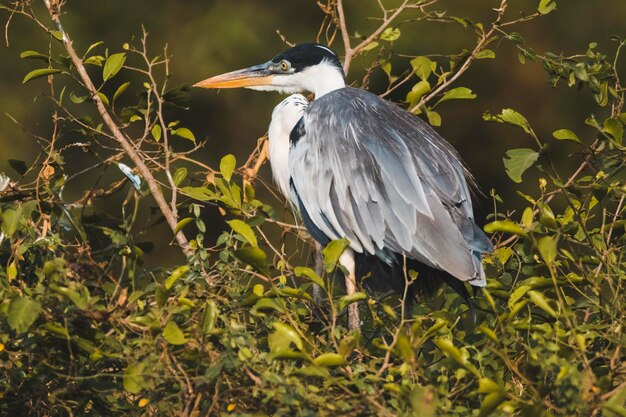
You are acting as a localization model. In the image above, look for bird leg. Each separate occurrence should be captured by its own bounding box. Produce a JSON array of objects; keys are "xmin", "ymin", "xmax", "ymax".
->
[
  {"xmin": 340, "ymin": 250, "xmax": 360, "ymax": 330},
  {"xmin": 312, "ymin": 241, "xmax": 324, "ymax": 305}
]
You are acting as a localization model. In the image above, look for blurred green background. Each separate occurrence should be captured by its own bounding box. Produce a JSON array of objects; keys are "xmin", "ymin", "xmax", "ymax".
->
[{"xmin": 1, "ymin": 0, "xmax": 624, "ymax": 264}]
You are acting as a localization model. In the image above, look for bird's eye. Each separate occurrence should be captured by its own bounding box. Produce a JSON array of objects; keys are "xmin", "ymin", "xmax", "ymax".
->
[{"xmin": 279, "ymin": 60, "xmax": 291, "ymax": 71}]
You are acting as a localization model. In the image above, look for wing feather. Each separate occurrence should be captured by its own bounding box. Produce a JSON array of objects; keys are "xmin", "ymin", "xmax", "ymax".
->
[{"xmin": 288, "ymin": 87, "xmax": 491, "ymax": 282}]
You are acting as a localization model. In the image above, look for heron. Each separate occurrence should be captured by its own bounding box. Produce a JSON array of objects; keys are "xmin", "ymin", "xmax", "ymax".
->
[{"xmin": 195, "ymin": 43, "xmax": 493, "ymax": 329}]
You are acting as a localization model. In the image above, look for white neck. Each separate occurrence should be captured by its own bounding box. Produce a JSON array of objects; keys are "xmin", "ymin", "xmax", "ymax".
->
[
  {"xmin": 300, "ymin": 61, "xmax": 346, "ymax": 97},
  {"xmin": 263, "ymin": 60, "xmax": 346, "ymax": 97}
]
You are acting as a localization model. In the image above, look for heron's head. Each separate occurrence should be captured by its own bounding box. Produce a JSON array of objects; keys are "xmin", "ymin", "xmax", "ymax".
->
[{"xmin": 194, "ymin": 43, "xmax": 345, "ymax": 98}]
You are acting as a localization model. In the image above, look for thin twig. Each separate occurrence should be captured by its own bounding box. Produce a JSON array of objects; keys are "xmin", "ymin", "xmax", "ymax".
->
[{"xmin": 41, "ymin": 0, "xmax": 190, "ymax": 256}]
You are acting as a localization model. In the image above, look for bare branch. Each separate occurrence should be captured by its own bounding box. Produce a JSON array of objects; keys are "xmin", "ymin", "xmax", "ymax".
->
[{"xmin": 41, "ymin": 0, "xmax": 190, "ymax": 256}]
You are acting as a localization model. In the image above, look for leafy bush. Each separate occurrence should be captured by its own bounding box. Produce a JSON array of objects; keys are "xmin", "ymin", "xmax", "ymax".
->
[{"xmin": 1, "ymin": 1, "xmax": 625, "ymax": 416}]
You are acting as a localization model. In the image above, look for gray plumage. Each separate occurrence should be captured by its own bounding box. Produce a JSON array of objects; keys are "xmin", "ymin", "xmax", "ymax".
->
[
  {"xmin": 272, "ymin": 87, "xmax": 492, "ymax": 287},
  {"xmin": 194, "ymin": 42, "xmax": 492, "ymax": 307}
]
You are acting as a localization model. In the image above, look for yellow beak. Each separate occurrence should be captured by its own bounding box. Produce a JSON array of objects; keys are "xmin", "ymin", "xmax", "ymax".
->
[{"xmin": 193, "ymin": 62, "xmax": 275, "ymax": 89}]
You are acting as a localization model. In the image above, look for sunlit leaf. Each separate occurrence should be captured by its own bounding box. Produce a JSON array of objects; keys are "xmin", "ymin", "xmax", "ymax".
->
[
  {"xmin": 220, "ymin": 154, "xmax": 236, "ymax": 182},
  {"xmin": 503, "ymin": 148, "xmax": 539, "ymax": 183},
  {"xmin": 538, "ymin": 0, "xmax": 557, "ymax": 15},
  {"xmin": 272, "ymin": 322, "xmax": 303, "ymax": 351},
  {"xmin": 475, "ymin": 49, "xmax": 495, "ymax": 59},
  {"xmin": 163, "ymin": 321, "xmax": 187, "ymax": 345},
  {"xmin": 552, "ymin": 128, "xmax": 582, "ymax": 144},
  {"xmin": 179, "ymin": 186, "xmax": 214, "ymax": 201},
  {"xmin": 426, "ymin": 110, "xmax": 441, "ymax": 126},
  {"xmin": 20, "ymin": 50, "xmax": 49, "ymax": 61},
  {"xmin": 164, "ymin": 265, "xmax": 189, "ymax": 290},
  {"xmin": 437, "ymin": 87, "xmax": 476, "ymax": 104},
  {"xmin": 123, "ymin": 362, "xmax": 146, "ymax": 394},
  {"xmin": 410, "ymin": 56, "xmax": 434, "ymax": 81},
  {"xmin": 528, "ymin": 290, "xmax": 557, "ymax": 318},
  {"xmin": 8, "ymin": 296, "xmax": 41, "ymax": 333},
  {"xmin": 484, "ymin": 108, "xmax": 532, "ymax": 134},
  {"xmin": 323, "ymin": 238, "xmax": 350, "ymax": 273},
  {"xmin": 484, "ymin": 220, "xmax": 528, "ymax": 236},
  {"xmin": 227, "ymin": 219, "xmax": 257, "ymax": 247},
  {"xmin": 201, "ymin": 300, "xmax": 219, "ymax": 335},
  {"xmin": 112, "ymin": 81, "xmax": 130, "ymax": 103},
  {"xmin": 604, "ymin": 118, "xmax": 623, "ymax": 144},
  {"xmin": 537, "ymin": 235, "xmax": 557, "ymax": 266},
  {"xmin": 172, "ymin": 127, "xmax": 196, "ymax": 143},
  {"xmin": 313, "ymin": 353, "xmax": 346, "ymax": 367},
  {"xmin": 151, "ymin": 124, "xmax": 162, "ymax": 142},
  {"xmin": 406, "ymin": 80, "xmax": 431, "ymax": 105},
  {"xmin": 173, "ymin": 167, "xmax": 187, "ymax": 186},
  {"xmin": 380, "ymin": 27, "xmax": 401, "ymax": 41},
  {"xmin": 22, "ymin": 68, "xmax": 63, "ymax": 84},
  {"xmin": 102, "ymin": 52, "xmax": 126, "ymax": 81},
  {"xmin": 338, "ymin": 292, "xmax": 367, "ymax": 311},
  {"xmin": 294, "ymin": 266, "xmax": 325, "ymax": 289}
]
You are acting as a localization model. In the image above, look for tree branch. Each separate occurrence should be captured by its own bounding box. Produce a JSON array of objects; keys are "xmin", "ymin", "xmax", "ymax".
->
[{"xmin": 42, "ymin": 0, "xmax": 190, "ymax": 256}]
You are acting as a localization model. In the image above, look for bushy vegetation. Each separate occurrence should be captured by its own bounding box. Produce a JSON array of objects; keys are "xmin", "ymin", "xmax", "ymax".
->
[{"xmin": 0, "ymin": 1, "xmax": 625, "ymax": 416}]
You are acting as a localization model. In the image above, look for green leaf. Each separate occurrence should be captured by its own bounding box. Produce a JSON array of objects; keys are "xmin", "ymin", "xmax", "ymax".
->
[
  {"xmin": 313, "ymin": 353, "xmax": 347, "ymax": 367},
  {"xmin": 272, "ymin": 322, "xmax": 303, "ymax": 351},
  {"xmin": 360, "ymin": 41, "xmax": 379, "ymax": 53},
  {"xmin": 603, "ymin": 384, "xmax": 626, "ymax": 417},
  {"xmin": 164, "ymin": 265, "xmax": 189, "ymax": 290},
  {"xmin": 438, "ymin": 87, "xmax": 476, "ymax": 104},
  {"xmin": 253, "ymin": 284, "xmax": 264, "ymax": 296},
  {"xmin": 151, "ymin": 124, "xmax": 162, "ymax": 142},
  {"xmin": 294, "ymin": 266, "xmax": 325, "ymax": 289},
  {"xmin": 112, "ymin": 81, "xmax": 130, "ymax": 103},
  {"xmin": 70, "ymin": 91, "xmax": 88, "ymax": 104},
  {"xmin": 475, "ymin": 49, "xmax": 495, "ymax": 59},
  {"xmin": 410, "ymin": 56, "xmax": 434, "ymax": 81},
  {"xmin": 83, "ymin": 41, "xmax": 104, "ymax": 57},
  {"xmin": 22, "ymin": 68, "xmax": 63, "ymax": 84},
  {"xmin": 528, "ymin": 290, "xmax": 557, "ymax": 318},
  {"xmin": 7, "ymin": 262, "xmax": 17, "ymax": 281},
  {"xmin": 172, "ymin": 127, "xmax": 196, "ymax": 143},
  {"xmin": 174, "ymin": 217, "xmax": 193, "ymax": 234},
  {"xmin": 173, "ymin": 167, "xmax": 187, "ymax": 186},
  {"xmin": 406, "ymin": 80, "xmax": 431, "ymax": 105},
  {"xmin": 50, "ymin": 284, "xmax": 90, "ymax": 309},
  {"xmin": 102, "ymin": 52, "xmax": 126, "ymax": 81},
  {"xmin": 20, "ymin": 50, "xmax": 49, "ymax": 61},
  {"xmin": 220, "ymin": 154, "xmax": 236, "ymax": 182},
  {"xmin": 338, "ymin": 292, "xmax": 367, "ymax": 311},
  {"xmin": 201, "ymin": 301, "xmax": 218, "ymax": 335},
  {"xmin": 323, "ymin": 238, "xmax": 350, "ymax": 273},
  {"xmin": 179, "ymin": 186, "xmax": 214, "ymax": 201},
  {"xmin": 227, "ymin": 219, "xmax": 257, "ymax": 247},
  {"xmin": 426, "ymin": 110, "xmax": 441, "ymax": 126},
  {"xmin": 478, "ymin": 391, "xmax": 506, "ymax": 417},
  {"xmin": 50, "ymin": 30, "xmax": 64, "ymax": 41},
  {"xmin": 234, "ymin": 247, "xmax": 268, "ymax": 272},
  {"xmin": 163, "ymin": 321, "xmax": 187, "ymax": 345},
  {"xmin": 8, "ymin": 296, "xmax": 42, "ymax": 333},
  {"xmin": 508, "ymin": 285, "xmax": 532, "ymax": 308},
  {"xmin": 538, "ymin": 0, "xmax": 557, "ymax": 15},
  {"xmin": 380, "ymin": 27, "xmax": 401, "ymax": 41},
  {"xmin": 484, "ymin": 108, "xmax": 532, "ymax": 134},
  {"xmin": 552, "ymin": 129, "xmax": 582, "ymax": 144},
  {"xmin": 97, "ymin": 92, "xmax": 109, "ymax": 107},
  {"xmin": 123, "ymin": 362, "xmax": 146, "ymax": 394},
  {"xmin": 604, "ymin": 118, "xmax": 624, "ymax": 144},
  {"xmin": 503, "ymin": 148, "xmax": 539, "ymax": 183},
  {"xmin": 537, "ymin": 235, "xmax": 557, "ymax": 266},
  {"xmin": 484, "ymin": 220, "xmax": 527, "ymax": 236}
]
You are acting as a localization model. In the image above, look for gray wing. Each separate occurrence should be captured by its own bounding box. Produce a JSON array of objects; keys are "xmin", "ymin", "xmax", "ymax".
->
[{"xmin": 288, "ymin": 87, "xmax": 492, "ymax": 283}]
